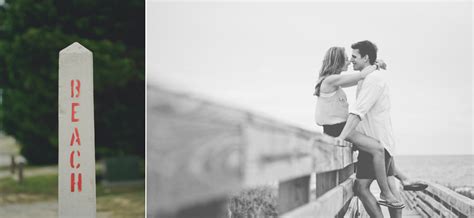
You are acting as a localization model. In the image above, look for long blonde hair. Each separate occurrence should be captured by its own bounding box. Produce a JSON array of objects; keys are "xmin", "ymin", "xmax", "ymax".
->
[{"xmin": 313, "ymin": 47, "xmax": 346, "ymax": 96}]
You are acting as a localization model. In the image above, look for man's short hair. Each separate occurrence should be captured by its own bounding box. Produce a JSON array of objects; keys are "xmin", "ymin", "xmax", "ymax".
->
[{"xmin": 351, "ymin": 40, "xmax": 378, "ymax": 65}]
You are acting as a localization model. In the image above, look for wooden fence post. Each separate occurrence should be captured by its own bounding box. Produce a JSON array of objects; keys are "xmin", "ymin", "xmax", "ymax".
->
[
  {"xmin": 18, "ymin": 161, "xmax": 24, "ymax": 183},
  {"xmin": 58, "ymin": 42, "xmax": 96, "ymax": 217},
  {"xmin": 10, "ymin": 155, "xmax": 15, "ymax": 174}
]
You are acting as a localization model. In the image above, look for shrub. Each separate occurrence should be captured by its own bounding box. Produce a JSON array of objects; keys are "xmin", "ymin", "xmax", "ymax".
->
[{"xmin": 228, "ymin": 186, "xmax": 278, "ymax": 218}]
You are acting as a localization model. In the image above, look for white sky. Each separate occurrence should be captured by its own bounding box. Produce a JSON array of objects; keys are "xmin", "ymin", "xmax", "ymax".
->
[{"xmin": 147, "ymin": 1, "xmax": 473, "ymax": 155}]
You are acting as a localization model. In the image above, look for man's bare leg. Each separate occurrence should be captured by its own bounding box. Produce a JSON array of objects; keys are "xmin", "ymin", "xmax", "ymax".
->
[
  {"xmin": 354, "ymin": 179, "xmax": 383, "ymax": 218},
  {"xmin": 347, "ymin": 131, "xmax": 400, "ymax": 204},
  {"xmin": 387, "ymin": 176, "xmax": 403, "ymax": 218}
]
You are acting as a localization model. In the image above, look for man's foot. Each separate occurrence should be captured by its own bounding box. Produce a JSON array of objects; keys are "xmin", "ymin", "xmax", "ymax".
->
[
  {"xmin": 378, "ymin": 200, "xmax": 405, "ymax": 209},
  {"xmin": 401, "ymin": 179, "xmax": 428, "ymax": 191},
  {"xmin": 379, "ymin": 193, "xmax": 405, "ymax": 209}
]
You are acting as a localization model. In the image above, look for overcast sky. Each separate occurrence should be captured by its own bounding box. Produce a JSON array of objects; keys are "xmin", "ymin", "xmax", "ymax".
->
[{"xmin": 148, "ymin": 1, "xmax": 473, "ymax": 155}]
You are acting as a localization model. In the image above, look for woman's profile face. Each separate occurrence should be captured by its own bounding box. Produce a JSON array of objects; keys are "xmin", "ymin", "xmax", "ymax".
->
[{"xmin": 341, "ymin": 52, "xmax": 350, "ymax": 72}]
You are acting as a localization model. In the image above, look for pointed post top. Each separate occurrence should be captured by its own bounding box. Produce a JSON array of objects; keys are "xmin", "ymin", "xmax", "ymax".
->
[{"xmin": 59, "ymin": 42, "xmax": 92, "ymax": 55}]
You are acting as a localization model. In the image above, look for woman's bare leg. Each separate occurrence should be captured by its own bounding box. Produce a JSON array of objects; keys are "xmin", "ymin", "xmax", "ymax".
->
[
  {"xmin": 393, "ymin": 162, "xmax": 420, "ymax": 186},
  {"xmin": 393, "ymin": 164, "xmax": 409, "ymax": 183},
  {"xmin": 346, "ymin": 131, "xmax": 400, "ymax": 203}
]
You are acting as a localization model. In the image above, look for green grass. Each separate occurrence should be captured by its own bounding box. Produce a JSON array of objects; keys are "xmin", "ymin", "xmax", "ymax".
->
[
  {"xmin": 97, "ymin": 188, "xmax": 145, "ymax": 218},
  {"xmin": 0, "ymin": 174, "xmax": 57, "ymax": 196},
  {"xmin": 0, "ymin": 173, "xmax": 144, "ymax": 217},
  {"xmin": 0, "ymin": 174, "xmax": 58, "ymax": 204}
]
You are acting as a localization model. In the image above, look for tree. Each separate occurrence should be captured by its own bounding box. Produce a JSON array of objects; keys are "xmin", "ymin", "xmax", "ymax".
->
[{"xmin": 0, "ymin": 0, "xmax": 144, "ymax": 164}]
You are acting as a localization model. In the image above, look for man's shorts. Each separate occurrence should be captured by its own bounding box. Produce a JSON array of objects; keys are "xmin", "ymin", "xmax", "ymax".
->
[{"xmin": 356, "ymin": 149, "xmax": 395, "ymax": 179}]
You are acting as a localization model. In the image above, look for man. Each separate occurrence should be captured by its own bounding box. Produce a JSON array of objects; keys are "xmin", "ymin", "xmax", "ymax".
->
[{"xmin": 337, "ymin": 40, "xmax": 402, "ymax": 218}]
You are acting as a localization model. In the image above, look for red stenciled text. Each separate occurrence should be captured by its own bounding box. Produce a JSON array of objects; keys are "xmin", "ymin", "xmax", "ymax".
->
[{"xmin": 70, "ymin": 79, "xmax": 82, "ymax": 192}]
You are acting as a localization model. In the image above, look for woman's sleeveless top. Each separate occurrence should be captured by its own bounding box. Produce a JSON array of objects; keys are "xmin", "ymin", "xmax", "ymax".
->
[{"xmin": 314, "ymin": 87, "xmax": 349, "ymax": 125}]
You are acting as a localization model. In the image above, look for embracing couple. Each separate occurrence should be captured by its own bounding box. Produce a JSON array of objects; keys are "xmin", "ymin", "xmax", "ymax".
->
[{"xmin": 314, "ymin": 40, "xmax": 427, "ymax": 217}]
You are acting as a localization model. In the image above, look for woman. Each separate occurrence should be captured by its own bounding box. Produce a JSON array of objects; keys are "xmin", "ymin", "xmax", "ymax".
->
[{"xmin": 313, "ymin": 46, "xmax": 404, "ymax": 209}]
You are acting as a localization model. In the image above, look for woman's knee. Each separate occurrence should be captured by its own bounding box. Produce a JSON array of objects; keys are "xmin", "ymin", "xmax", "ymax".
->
[{"xmin": 371, "ymin": 143, "xmax": 384, "ymax": 156}]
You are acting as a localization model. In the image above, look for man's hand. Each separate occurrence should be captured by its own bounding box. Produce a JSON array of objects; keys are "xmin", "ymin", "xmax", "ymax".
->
[{"xmin": 337, "ymin": 114, "xmax": 361, "ymax": 143}]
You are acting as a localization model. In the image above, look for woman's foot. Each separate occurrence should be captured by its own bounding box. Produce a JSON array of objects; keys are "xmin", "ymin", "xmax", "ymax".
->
[{"xmin": 401, "ymin": 179, "xmax": 428, "ymax": 191}]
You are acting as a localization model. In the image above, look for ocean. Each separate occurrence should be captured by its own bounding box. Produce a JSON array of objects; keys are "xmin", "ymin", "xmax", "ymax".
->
[{"xmin": 394, "ymin": 155, "xmax": 474, "ymax": 188}]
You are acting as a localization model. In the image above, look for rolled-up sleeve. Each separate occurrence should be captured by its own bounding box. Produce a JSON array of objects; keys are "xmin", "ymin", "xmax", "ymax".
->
[{"xmin": 349, "ymin": 78, "xmax": 384, "ymax": 120}]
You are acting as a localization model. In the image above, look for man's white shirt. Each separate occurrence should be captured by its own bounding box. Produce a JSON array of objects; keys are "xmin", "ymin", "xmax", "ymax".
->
[{"xmin": 349, "ymin": 71, "xmax": 396, "ymax": 155}]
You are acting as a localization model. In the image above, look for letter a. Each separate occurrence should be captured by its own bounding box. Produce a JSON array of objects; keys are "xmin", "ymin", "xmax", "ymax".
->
[{"xmin": 70, "ymin": 127, "xmax": 81, "ymax": 146}]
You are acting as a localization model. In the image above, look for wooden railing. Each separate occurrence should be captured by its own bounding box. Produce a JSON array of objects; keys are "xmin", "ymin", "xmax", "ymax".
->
[
  {"xmin": 147, "ymin": 86, "xmax": 356, "ymax": 218},
  {"xmin": 401, "ymin": 181, "xmax": 474, "ymax": 218}
]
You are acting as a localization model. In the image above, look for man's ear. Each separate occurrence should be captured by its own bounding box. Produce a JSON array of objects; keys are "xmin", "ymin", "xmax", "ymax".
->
[{"xmin": 363, "ymin": 55, "xmax": 369, "ymax": 63}]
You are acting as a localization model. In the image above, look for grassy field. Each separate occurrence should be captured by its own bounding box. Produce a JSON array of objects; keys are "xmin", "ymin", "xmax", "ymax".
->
[{"xmin": 0, "ymin": 173, "xmax": 144, "ymax": 217}]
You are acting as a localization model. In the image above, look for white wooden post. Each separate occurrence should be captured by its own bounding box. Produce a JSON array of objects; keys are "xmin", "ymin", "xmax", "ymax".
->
[{"xmin": 58, "ymin": 42, "xmax": 96, "ymax": 217}]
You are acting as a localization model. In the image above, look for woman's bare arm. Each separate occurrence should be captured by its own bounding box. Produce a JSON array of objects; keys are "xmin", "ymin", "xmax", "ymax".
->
[{"xmin": 324, "ymin": 65, "xmax": 377, "ymax": 88}]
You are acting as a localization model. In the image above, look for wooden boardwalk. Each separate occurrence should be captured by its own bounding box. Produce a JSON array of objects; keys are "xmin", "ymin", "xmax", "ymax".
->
[
  {"xmin": 356, "ymin": 182, "xmax": 423, "ymax": 217},
  {"xmin": 148, "ymin": 86, "xmax": 474, "ymax": 218},
  {"xmin": 356, "ymin": 180, "xmax": 474, "ymax": 218}
]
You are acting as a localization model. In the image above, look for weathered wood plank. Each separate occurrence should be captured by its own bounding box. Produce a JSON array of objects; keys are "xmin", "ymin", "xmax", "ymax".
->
[
  {"xmin": 278, "ymin": 175, "xmax": 311, "ymax": 214},
  {"xmin": 242, "ymin": 121, "xmax": 354, "ymax": 186},
  {"xmin": 343, "ymin": 197, "xmax": 359, "ymax": 218},
  {"xmin": 400, "ymin": 191, "xmax": 417, "ymax": 210},
  {"xmin": 363, "ymin": 184, "xmax": 424, "ymax": 218},
  {"xmin": 338, "ymin": 164, "xmax": 354, "ymax": 185},
  {"xmin": 316, "ymin": 170, "xmax": 338, "ymax": 198},
  {"xmin": 148, "ymin": 86, "xmax": 248, "ymax": 126},
  {"xmin": 418, "ymin": 191, "xmax": 457, "ymax": 217},
  {"xmin": 243, "ymin": 124, "xmax": 314, "ymax": 187},
  {"xmin": 316, "ymin": 133, "xmax": 352, "ymax": 147},
  {"xmin": 337, "ymin": 199, "xmax": 352, "ymax": 218},
  {"xmin": 413, "ymin": 195, "xmax": 440, "ymax": 217},
  {"xmin": 424, "ymin": 181, "xmax": 474, "ymax": 217},
  {"xmin": 413, "ymin": 207, "xmax": 429, "ymax": 218},
  {"xmin": 313, "ymin": 136, "xmax": 353, "ymax": 174},
  {"xmin": 281, "ymin": 177, "xmax": 354, "ymax": 218},
  {"xmin": 337, "ymin": 173, "xmax": 356, "ymax": 218},
  {"xmin": 148, "ymin": 87, "xmax": 244, "ymax": 215},
  {"xmin": 400, "ymin": 192, "xmax": 429, "ymax": 218}
]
